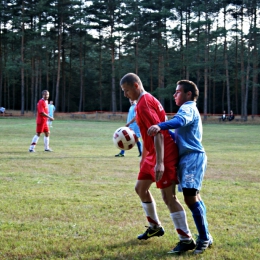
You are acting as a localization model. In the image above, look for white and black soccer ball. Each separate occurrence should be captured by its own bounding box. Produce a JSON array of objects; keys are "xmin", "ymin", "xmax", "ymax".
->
[{"xmin": 113, "ymin": 126, "xmax": 138, "ymax": 150}]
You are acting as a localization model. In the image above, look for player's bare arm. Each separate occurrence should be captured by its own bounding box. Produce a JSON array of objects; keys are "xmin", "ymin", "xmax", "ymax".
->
[
  {"xmin": 126, "ymin": 117, "xmax": 136, "ymax": 127},
  {"xmin": 154, "ymin": 132, "xmax": 164, "ymax": 182},
  {"xmin": 40, "ymin": 112, "xmax": 54, "ymax": 121},
  {"xmin": 147, "ymin": 125, "xmax": 161, "ymax": 136}
]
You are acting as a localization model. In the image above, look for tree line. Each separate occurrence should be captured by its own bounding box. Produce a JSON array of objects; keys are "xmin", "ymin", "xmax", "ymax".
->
[{"xmin": 0, "ymin": 0, "xmax": 259, "ymax": 120}]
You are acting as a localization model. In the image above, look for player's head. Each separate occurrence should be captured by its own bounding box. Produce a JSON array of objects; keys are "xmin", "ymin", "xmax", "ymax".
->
[
  {"xmin": 174, "ymin": 80, "xmax": 198, "ymax": 106},
  {"xmin": 50, "ymin": 100, "xmax": 53, "ymax": 104},
  {"xmin": 120, "ymin": 73, "xmax": 144, "ymax": 101},
  {"xmin": 42, "ymin": 90, "xmax": 49, "ymax": 100}
]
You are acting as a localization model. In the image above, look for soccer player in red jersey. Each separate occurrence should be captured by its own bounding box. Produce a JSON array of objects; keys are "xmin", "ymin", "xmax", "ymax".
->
[
  {"xmin": 120, "ymin": 73, "xmax": 196, "ymax": 253},
  {"xmin": 29, "ymin": 90, "xmax": 54, "ymax": 152}
]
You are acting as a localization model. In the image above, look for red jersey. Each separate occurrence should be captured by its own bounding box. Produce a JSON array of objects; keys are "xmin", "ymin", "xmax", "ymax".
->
[
  {"xmin": 36, "ymin": 99, "xmax": 48, "ymax": 124},
  {"xmin": 135, "ymin": 92, "xmax": 178, "ymax": 165}
]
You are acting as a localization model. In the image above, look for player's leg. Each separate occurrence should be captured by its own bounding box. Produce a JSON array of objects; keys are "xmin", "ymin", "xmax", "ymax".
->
[
  {"xmin": 136, "ymin": 139, "xmax": 142, "ymax": 157},
  {"xmin": 181, "ymin": 153, "xmax": 212, "ymax": 254},
  {"xmin": 29, "ymin": 125, "xmax": 43, "ymax": 152},
  {"xmin": 159, "ymin": 183, "xmax": 195, "ymax": 254},
  {"xmin": 43, "ymin": 124, "xmax": 52, "ymax": 151},
  {"xmin": 48, "ymin": 119, "xmax": 52, "ymax": 127},
  {"xmin": 115, "ymin": 150, "xmax": 125, "ymax": 157},
  {"xmin": 161, "ymin": 185, "xmax": 193, "ymax": 238},
  {"xmin": 135, "ymin": 175, "xmax": 164, "ymax": 240}
]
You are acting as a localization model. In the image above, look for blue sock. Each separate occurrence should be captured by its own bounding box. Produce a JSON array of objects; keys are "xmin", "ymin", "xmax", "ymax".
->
[
  {"xmin": 199, "ymin": 200, "xmax": 209, "ymax": 233},
  {"xmin": 137, "ymin": 141, "xmax": 142, "ymax": 155},
  {"xmin": 189, "ymin": 201, "xmax": 209, "ymax": 241},
  {"xmin": 120, "ymin": 150, "xmax": 125, "ymax": 155}
]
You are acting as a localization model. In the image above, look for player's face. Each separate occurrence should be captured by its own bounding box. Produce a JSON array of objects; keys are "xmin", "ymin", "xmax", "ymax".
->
[
  {"xmin": 43, "ymin": 91, "xmax": 49, "ymax": 100},
  {"xmin": 121, "ymin": 83, "xmax": 139, "ymax": 101},
  {"xmin": 173, "ymin": 85, "xmax": 191, "ymax": 106}
]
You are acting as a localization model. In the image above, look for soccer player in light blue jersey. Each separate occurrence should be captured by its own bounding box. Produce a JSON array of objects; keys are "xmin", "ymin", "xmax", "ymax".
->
[
  {"xmin": 48, "ymin": 101, "xmax": 55, "ymax": 127},
  {"xmin": 115, "ymin": 100, "xmax": 142, "ymax": 157},
  {"xmin": 148, "ymin": 80, "xmax": 213, "ymax": 255}
]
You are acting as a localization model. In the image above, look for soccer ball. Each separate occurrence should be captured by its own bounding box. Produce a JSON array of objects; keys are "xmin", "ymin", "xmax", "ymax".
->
[{"xmin": 113, "ymin": 126, "xmax": 138, "ymax": 150}]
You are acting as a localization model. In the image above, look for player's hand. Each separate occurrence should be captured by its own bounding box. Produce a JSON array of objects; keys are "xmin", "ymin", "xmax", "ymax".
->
[
  {"xmin": 154, "ymin": 163, "xmax": 164, "ymax": 182},
  {"xmin": 147, "ymin": 125, "xmax": 161, "ymax": 136},
  {"xmin": 50, "ymin": 117, "xmax": 54, "ymax": 121}
]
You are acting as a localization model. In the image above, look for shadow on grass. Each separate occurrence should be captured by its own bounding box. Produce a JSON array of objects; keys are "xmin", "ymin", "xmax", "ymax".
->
[{"xmin": 82, "ymin": 238, "xmax": 196, "ymax": 260}]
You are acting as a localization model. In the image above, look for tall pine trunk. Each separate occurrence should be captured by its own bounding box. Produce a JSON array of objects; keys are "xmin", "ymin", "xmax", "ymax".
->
[
  {"xmin": 251, "ymin": 2, "xmax": 258, "ymax": 117},
  {"xmin": 240, "ymin": 7, "xmax": 245, "ymax": 119},
  {"xmin": 55, "ymin": 17, "xmax": 62, "ymax": 112},
  {"xmin": 21, "ymin": 10, "xmax": 25, "ymax": 115}
]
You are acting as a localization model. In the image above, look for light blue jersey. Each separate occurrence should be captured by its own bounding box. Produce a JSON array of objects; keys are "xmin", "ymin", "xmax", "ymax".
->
[
  {"xmin": 174, "ymin": 101, "xmax": 204, "ymax": 156},
  {"xmin": 48, "ymin": 104, "xmax": 55, "ymax": 117},
  {"xmin": 127, "ymin": 103, "xmax": 141, "ymax": 138}
]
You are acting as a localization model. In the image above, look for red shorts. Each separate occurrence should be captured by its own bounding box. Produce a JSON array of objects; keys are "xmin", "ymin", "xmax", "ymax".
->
[
  {"xmin": 138, "ymin": 160, "xmax": 178, "ymax": 189},
  {"xmin": 36, "ymin": 123, "xmax": 49, "ymax": 133}
]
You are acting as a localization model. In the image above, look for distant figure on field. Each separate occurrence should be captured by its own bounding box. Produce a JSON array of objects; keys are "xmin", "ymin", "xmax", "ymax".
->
[
  {"xmin": 228, "ymin": 110, "xmax": 234, "ymax": 121},
  {"xmin": 115, "ymin": 100, "xmax": 142, "ymax": 157},
  {"xmin": 48, "ymin": 101, "xmax": 55, "ymax": 127},
  {"xmin": 221, "ymin": 111, "xmax": 226, "ymax": 121},
  {"xmin": 0, "ymin": 107, "xmax": 5, "ymax": 115},
  {"xmin": 28, "ymin": 90, "xmax": 54, "ymax": 152}
]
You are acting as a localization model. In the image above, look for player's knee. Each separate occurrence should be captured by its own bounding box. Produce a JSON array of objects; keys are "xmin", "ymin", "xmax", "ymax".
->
[
  {"xmin": 161, "ymin": 192, "xmax": 177, "ymax": 207},
  {"xmin": 135, "ymin": 185, "xmax": 141, "ymax": 195},
  {"xmin": 135, "ymin": 185, "xmax": 148, "ymax": 198},
  {"xmin": 183, "ymin": 188, "xmax": 200, "ymax": 207}
]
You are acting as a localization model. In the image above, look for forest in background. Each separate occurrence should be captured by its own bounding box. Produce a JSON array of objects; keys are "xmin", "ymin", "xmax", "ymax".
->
[{"xmin": 0, "ymin": 0, "xmax": 259, "ymax": 120}]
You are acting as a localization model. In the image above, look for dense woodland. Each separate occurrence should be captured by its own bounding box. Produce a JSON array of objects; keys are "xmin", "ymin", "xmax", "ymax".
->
[{"xmin": 0, "ymin": 0, "xmax": 259, "ymax": 119}]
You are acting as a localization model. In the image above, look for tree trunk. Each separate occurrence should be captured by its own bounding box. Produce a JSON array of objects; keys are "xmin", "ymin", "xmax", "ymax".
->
[
  {"xmin": 31, "ymin": 58, "xmax": 34, "ymax": 112},
  {"xmin": 79, "ymin": 39, "xmax": 83, "ymax": 112},
  {"xmin": 99, "ymin": 35, "xmax": 103, "ymax": 111},
  {"xmin": 21, "ymin": 15, "xmax": 25, "ymax": 115},
  {"xmin": 111, "ymin": 42, "xmax": 116, "ymax": 112},
  {"xmin": 240, "ymin": 7, "xmax": 245, "ymax": 119},
  {"xmin": 34, "ymin": 59, "xmax": 39, "ymax": 114},
  {"xmin": 55, "ymin": 18, "xmax": 62, "ymax": 112},
  {"xmin": 0, "ymin": 22, "xmax": 2, "ymax": 107},
  {"xmin": 224, "ymin": 6, "xmax": 230, "ymax": 115},
  {"xmin": 251, "ymin": 3, "xmax": 258, "ymax": 117}
]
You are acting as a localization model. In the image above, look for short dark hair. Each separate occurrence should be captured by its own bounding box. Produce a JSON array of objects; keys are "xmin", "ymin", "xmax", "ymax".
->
[
  {"xmin": 120, "ymin": 73, "xmax": 143, "ymax": 89},
  {"xmin": 177, "ymin": 80, "xmax": 199, "ymax": 101},
  {"xmin": 42, "ymin": 90, "xmax": 49, "ymax": 95}
]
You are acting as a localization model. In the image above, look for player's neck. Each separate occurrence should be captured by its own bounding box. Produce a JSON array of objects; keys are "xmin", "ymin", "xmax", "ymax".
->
[{"xmin": 137, "ymin": 90, "xmax": 146, "ymax": 102}]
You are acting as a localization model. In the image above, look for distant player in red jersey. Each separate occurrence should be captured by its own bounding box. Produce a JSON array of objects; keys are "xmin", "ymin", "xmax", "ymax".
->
[
  {"xmin": 120, "ymin": 73, "xmax": 196, "ymax": 253},
  {"xmin": 28, "ymin": 90, "xmax": 54, "ymax": 152}
]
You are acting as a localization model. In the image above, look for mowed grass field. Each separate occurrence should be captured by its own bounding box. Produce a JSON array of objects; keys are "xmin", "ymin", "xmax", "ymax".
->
[{"xmin": 0, "ymin": 118, "xmax": 259, "ymax": 260}]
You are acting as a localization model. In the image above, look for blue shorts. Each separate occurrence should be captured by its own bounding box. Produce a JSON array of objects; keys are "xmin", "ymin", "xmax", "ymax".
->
[{"xmin": 178, "ymin": 152, "xmax": 207, "ymax": 191}]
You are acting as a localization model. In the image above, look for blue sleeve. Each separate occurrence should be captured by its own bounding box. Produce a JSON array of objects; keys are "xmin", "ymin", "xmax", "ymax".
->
[{"xmin": 158, "ymin": 116, "xmax": 185, "ymax": 130}]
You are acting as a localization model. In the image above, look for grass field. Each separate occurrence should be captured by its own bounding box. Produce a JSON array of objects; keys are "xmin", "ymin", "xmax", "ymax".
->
[{"xmin": 0, "ymin": 118, "xmax": 259, "ymax": 260}]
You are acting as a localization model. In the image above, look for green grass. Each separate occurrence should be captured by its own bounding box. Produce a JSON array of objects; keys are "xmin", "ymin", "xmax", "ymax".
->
[{"xmin": 0, "ymin": 118, "xmax": 259, "ymax": 260}]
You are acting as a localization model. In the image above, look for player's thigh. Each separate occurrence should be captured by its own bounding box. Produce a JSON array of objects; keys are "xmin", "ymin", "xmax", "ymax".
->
[
  {"xmin": 136, "ymin": 162, "xmax": 154, "ymax": 195},
  {"xmin": 178, "ymin": 152, "xmax": 207, "ymax": 190}
]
